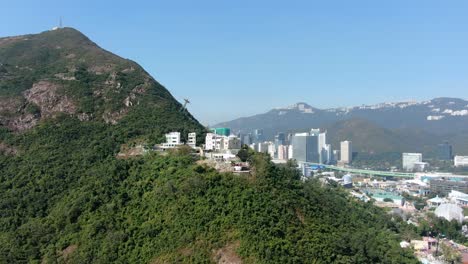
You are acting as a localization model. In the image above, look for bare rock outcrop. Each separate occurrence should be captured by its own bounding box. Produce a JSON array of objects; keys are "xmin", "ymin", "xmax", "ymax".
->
[
  {"xmin": 0, "ymin": 81, "xmax": 79, "ymax": 131},
  {"xmin": 8, "ymin": 113, "xmax": 38, "ymax": 131},
  {"xmin": 0, "ymin": 96, "xmax": 38, "ymax": 131},
  {"xmin": 23, "ymin": 81, "xmax": 76, "ymax": 118}
]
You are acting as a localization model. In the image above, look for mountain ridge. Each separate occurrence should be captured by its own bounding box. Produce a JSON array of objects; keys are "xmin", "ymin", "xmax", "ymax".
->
[
  {"xmin": 216, "ymin": 97, "xmax": 468, "ymax": 134},
  {"xmin": 0, "ymin": 27, "xmax": 197, "ymax": 135},
  {"xmin": 216, "ymin": 97, "xmax": 468, "ymax": 158},
  {"xmin": 227, "ymin": 97, "xmax": 468, "ymax": 125}
]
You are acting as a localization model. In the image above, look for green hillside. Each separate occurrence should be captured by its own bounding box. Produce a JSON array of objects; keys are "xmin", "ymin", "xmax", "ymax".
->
[
  {"xmin": 0, "ymin": 28, "xmax": 204, "ymax": 142},
  {"xmin": 0, "ymin": 119, "xmax": 417, "ymax": 263},
  {"xmin": 0, "ymin": 28, "xmax": 418, "ymax": 263}
]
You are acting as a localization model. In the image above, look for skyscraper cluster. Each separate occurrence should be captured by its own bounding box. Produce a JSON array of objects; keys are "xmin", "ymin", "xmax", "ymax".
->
[{"xmin": 237, "ymin": 128, "xmax": 356, "ymax": 168}]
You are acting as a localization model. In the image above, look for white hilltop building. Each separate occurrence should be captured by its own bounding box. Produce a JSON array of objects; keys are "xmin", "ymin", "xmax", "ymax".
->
[
  {"xmin": 159, "ymin": 131, "xmax": 198, "ymax": 150},
  {"xmin": 188, "ymin": 133, "xmax": 197, "ymax": 148},
  {"xmin": 203, "ymin": 132, "xmax": 242, "ymax": 163},
  {"xmin": 204, "ymin": 133, "xmax": 241, "ymax": 152},
  {"xmin": 162, "ymin": 132, "xmax": 182, "ymax": 148}
]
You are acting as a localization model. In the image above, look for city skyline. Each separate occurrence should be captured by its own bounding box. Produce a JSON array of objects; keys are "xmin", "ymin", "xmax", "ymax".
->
[{"xmin": 2, "ymin": 0, "xmax": 468, "ymax": 124}]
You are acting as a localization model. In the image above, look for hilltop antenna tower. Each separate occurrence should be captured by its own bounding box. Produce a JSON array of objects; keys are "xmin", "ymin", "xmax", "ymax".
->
[{"xmin": 59, "ymin": 17, "xmax": 63, "ymax": 28}]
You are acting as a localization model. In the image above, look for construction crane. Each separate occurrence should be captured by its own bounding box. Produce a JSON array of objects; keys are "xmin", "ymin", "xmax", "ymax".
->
[{"xmin": 181, "ymin": 98, "xmax": 190, "ymax": 112}]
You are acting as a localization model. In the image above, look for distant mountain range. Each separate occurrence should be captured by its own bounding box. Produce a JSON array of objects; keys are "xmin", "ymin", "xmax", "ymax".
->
[{"xmin": 215, "ymin": 98, "xmax": 468, "ymax": 157}]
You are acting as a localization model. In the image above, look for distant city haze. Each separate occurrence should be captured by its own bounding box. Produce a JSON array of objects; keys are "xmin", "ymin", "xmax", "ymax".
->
[{"xmin": 2, "ymin": 0, "xmax": 468, "ymax": 124}]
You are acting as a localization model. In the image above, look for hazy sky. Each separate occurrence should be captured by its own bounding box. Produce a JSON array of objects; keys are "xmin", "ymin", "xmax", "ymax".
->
[{"xmin": 2, "ymin": 0, "xmax": 468, "ymax": 125}]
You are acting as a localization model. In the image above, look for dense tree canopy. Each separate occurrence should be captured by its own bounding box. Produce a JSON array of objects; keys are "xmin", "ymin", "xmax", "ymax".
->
[{"xmin": 0, "ymin": 115, "xmax": 418, "ymax": 263}]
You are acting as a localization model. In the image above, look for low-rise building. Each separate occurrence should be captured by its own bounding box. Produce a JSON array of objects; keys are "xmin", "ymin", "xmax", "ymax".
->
[
  {"xmin": 413, "ymin": 162, "xmax": 429, "ymax": 172},
  {"xmin": 448, "ymin": 190, "xmax": 468, "ymax": 207},
  {"xmin": 162, "ymin": 132, "xmax": 182, "ymax": 148},
  {"xmin": 430, "ymin": 179, "xmax": 468, "ymax": 196},
  {"xmin": 454, "ymin": 156, "xmax": 468, "ymax": 167},
  {"xmin": 223, "ymin": 135, "xmax": 241, "ymax": 150},
  {"xmin": 427, "ymin": 195, "xmax": 446, "ymax": 207},
  {"xmin": 206, "ymin": 152, "xmax": 237, "ymax": 162},
  {"xmin": 205, "ymin": 133, "xmax": 241, "ymax": 152}
]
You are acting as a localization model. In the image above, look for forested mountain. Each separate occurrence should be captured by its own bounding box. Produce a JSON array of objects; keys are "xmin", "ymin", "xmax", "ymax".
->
[
  {"xmin": 0, "ymin": 28, "xmax": 418, "ymax": 263},
  {"xmin": 325, "ymin": 119, "xmax": 435, "ymax": 154},
  {"xmin": 217, "ymin": 99, "xmax": 468, "ymax": 137},
  {"xmin": 0, "ymin": 27, "xmax": 204, "ymax": 142}
]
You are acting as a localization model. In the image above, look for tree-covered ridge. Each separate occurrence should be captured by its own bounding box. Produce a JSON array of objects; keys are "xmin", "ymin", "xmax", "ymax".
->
[
  {"xmin": 0, "ymin": 115, "xmax": 417, "ymax": 263},
  {"xmin": 0, "ymin": 28, "xmax": 152, "ymax": 96},
  {"xmin": 0, "ymin": 28, "xmax": 201, "ymax": 132}
]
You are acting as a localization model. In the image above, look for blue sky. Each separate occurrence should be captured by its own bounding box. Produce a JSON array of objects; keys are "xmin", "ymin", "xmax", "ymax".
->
[{"xmin": 2, "ymin": 0, "xmax": 468, "ymax": 125}]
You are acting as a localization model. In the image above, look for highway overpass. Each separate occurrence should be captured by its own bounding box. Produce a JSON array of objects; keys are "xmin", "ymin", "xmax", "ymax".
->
[{"xmin": 307, "ymin": 164, "xmax": 415, "ymax": 178}]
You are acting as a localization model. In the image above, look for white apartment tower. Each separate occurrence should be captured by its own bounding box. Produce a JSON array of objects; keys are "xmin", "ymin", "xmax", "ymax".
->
[
  {"xmin": 277, "ymin": 145, "xmax": 289, "ymax": 160},
  {"xmin": 267, "ymin": 142, "xmax": 276, "ymax": 158},
  {"xmin": 288, "ymin": 145, "xmax": 294, "ymax": 160},
  {"xmin": 318, "ymin": 132, "xmax": 328, "ymax": 163},
  {"xmin": 257, "ymin": 142, "xmax": 269, "ymax": 153},
  {"xmin": 321, "ymin": 144, "xmax": 332, "ymax": 164},
  {"xmin": 340, "ymin": 141, "xmax": 352, "ymax": 164},
  {"xmin": 205, "ymin": 133, "xmax": 217, "ymax": 150},
  {"xmin": 402, "ymin": 153, "xmax": 423, "ymax": 171}
]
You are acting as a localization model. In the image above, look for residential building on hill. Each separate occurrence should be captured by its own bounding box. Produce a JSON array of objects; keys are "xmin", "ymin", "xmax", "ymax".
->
[
  {"xmin": 188, "ymin": 133, "xmax": 196, "ymax": 148},
  {"xmin": 162, "ymin": 132, "xmax": 182, "ymax": 148},
  {"xmin": 205, "ymin": 133, "xmax": 241, "ymax": 151}
]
